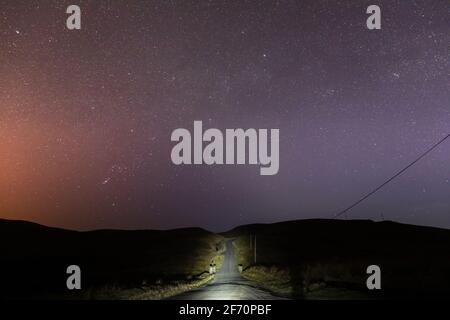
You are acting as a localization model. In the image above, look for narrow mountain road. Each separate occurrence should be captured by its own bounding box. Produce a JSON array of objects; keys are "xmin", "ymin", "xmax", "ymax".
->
[{"xmin": 170, "ymin": 240, "xmax": 286, "ymax": 300}]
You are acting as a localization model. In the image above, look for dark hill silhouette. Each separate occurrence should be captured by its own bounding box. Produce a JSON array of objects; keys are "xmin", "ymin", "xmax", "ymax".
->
[
  {"xmin": 0, "ymin": 219, "xmax": 221, "ymax": 299},
  {"xmin": 1, "ymin": 218, "xmax": 450, "ymax": 299},
  {"xmin": 223, "ymin": 219, "xmax": 450, "ymax": 298}
]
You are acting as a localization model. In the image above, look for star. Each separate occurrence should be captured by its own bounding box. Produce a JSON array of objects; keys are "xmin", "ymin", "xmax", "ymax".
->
[{"xmin": 0, "ymin": 0, "xmax": 448, "ymax": 231}]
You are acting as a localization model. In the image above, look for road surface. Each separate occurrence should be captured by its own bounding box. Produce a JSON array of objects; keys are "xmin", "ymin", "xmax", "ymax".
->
[{"xmin": 171, "ymin": 240, "xmax": 286, "ymax": 300}]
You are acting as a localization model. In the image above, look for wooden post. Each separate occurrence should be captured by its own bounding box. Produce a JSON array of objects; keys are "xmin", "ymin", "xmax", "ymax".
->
[{"xmin": 254, "ymin": 235, "xmax": 256, "ymax": 264}]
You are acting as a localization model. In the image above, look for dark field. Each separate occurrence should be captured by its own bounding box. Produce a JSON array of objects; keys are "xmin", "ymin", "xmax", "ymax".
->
[
  {"xmin": 1, "ymin": 218, "xmax": 450, "ymax": 299},
  {"xmin": 0, "ymin": 219, "xmax": 224, "ymax": 299},
  {"xmin": 226, "ymin": 219, "xmax": 450, "ymax": 299}
]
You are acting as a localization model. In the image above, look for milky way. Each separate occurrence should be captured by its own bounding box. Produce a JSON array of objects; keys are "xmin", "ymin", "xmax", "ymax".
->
[{"xmin": 0, "ymin": 0, "xmax": 448, "ymax": 231}]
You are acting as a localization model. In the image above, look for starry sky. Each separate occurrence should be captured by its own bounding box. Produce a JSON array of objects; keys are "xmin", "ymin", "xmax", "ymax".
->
[{"xmin": 0, "ymin": 0, "xmax": 449, "ymax": 231}]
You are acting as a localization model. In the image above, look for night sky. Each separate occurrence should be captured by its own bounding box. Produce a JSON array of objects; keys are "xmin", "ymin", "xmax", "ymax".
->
[{"xmin": 0, "ymin": 0, "xmax": 448, "ymax": 231}]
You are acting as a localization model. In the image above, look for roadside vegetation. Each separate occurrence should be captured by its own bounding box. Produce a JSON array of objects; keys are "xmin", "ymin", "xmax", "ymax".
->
[
  {"xmin": 0, "ymin": 219, "xmax": 225, "ymax": 300},
  {"xmin": 228, "ymin": 219, "xmax": 450, "ymax": 299},
  {"xmin": 85, "ymin": 272, "xmax": 215, "ymax": 300},
  {"xmin": 4, "ymin": 218, "xmax": 450, "ymax": 300},
  {"xmin": 83, "ymin": 233, "xmax": 225, "ymax": 300}
]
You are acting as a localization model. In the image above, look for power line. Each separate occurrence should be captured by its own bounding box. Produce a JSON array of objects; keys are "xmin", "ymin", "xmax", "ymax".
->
[{"xmin": 333, "ymin": 134, "xmax": 450, "ymax": 219}]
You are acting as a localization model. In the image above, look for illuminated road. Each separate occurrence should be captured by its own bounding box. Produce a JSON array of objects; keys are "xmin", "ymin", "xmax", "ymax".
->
[{"xmin": 170, "ymin": 240, "xmax": 286, "ymax": 300}]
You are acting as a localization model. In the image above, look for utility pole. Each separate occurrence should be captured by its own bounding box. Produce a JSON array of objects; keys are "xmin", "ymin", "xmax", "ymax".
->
[{"xmin": 254, "ymin": 235, "xmax": 256, "ymax": 264}]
